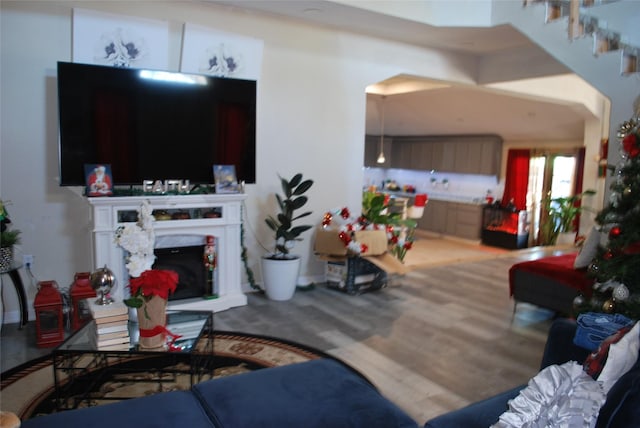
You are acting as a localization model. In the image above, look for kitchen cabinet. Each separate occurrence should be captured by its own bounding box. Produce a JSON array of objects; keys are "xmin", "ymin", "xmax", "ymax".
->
[
  {"xmin": 364, "ymin": 136, "xmax": 392, "ymax": 167},
  {"xmin": 390, "ymin": 140, "xmax": 411, "ymax": 169},
  {"xmin": 454, "ymin": 139, "xmax": 502, "ymax": 175},
  {"xmin": 417, "ymin": 199, "xmax": 448, "ymax": 233},
  {"xmin": 417, "ymin": 200, "xmax": 483, "ymax": 240},
  {"xmin": 410, "ymin": 142, "xmax": 429, "ymax": 170},
  {"xmin": 450, "ymin": 202, "xmax": 483, "ymax": 240},
  {"xmin": 381, "ymin": 135, "xmax": 502, "ymax": 176}
]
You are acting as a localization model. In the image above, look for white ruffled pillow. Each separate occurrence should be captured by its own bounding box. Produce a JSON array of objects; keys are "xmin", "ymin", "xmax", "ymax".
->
[
  {"xmin": 491, "ymin": 361, "xmax": 606, "ymax": 428},
  {"xmin": 597, "ymin": 321, "xmax": 640, "ymax": 393},
  {"xmin": 574, "ymin": 227, "xmax": 601, "ymax": 269}
]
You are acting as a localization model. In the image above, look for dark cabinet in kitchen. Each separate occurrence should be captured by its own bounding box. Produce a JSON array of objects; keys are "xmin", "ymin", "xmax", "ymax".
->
[
  {"xmin": 364, "ymin": 135, "xmax": 392, "ymax": 167},
  {"xmin": 380, "ymin": 134, "xmax": 502, "ymax": 176},
  {"xmin": 417, "ymin": 200, "xmax": 483, "ymax": 240}
]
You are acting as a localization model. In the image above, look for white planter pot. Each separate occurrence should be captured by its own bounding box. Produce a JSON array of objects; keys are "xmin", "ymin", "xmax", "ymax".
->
[{"xmin": 261, "ymin": 256, "xmax": 300, "ymax": 301}]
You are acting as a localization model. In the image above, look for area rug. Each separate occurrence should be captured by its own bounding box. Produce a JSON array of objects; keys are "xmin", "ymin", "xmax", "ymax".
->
[{"xmin": 0, "ymin": 331, "xmax": 332, "ymax": 420}]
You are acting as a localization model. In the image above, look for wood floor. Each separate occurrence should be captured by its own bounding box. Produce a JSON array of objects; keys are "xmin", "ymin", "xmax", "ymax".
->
[
  {"xmin": 214, "ymin": 243, "xmax": 571, "ymax": 424},
  {"xmin": 1, "ymin": 238, "xmax": 572, "ymax": 425}
]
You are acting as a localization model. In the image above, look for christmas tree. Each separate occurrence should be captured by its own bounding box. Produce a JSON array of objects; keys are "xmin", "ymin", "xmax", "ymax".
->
[{"xmin": 576, "ymin": 97, "xmax": 640, "ymax": 319}]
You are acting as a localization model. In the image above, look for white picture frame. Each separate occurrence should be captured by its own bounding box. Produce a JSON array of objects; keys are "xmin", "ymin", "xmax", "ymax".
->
[
  {"xmin": 72, "ymin": 8, "xmax": 169, "ymax": 69},
  {"xmin": 213, "ymin": 165, "xmax": 240, "ymax": 194},
  {"xmin": 181, "ymin": 23, "xmax": 263, "ymax": 80}
]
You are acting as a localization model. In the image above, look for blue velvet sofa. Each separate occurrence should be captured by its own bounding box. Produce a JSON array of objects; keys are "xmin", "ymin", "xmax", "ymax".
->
[
  {"xmin": 21, "ymin": 358, "xmax": 418, "ymax": 428},
  {"xmin": 20, "ymin": 319, "xmax": 640, "ymax": 428},
  {"xmin": 424, "ymin": 318, "xmax": 640, "ymax": 428}
]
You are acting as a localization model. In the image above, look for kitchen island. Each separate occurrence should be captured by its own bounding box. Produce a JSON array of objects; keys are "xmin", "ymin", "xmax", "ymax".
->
[{"xmin": 385, "ymin": 191, "xmax": 485, "ymax": 241}]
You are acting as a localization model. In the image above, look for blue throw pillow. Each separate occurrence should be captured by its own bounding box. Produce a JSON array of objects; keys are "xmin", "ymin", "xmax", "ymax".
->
[
  {"xmin": 574, "ymin": 312, "xmax": 634, "ymax": 351},
  {"xmin": 595, "ymin": 359, "xmax": 640, "ymax": 428}
]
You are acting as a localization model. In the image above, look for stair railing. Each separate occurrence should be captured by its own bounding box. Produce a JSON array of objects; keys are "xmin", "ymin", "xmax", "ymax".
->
[{"xmin": 522, "ymin": 0, "xmax": 638, "ymax": 75}]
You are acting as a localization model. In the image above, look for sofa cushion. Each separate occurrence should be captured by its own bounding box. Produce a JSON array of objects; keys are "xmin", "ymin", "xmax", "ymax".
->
[
  {"xmin": 574, "ymin": 226, "xmax": 601, "ymax": 269},
  {"xmin": 193, "ymin": 358, "xmax": 417, "ymax": 428},
  {"xmin": 21, "ymin": 390, "xmax": 216, "ymax": 428},
  {"xmin": 423, "ymin": 386, "xmax": 524, "ymax": 428},
  {"xmin": 595, "ymin": 358, "xmax": 640, "ymax": 428},
  {"xmin": 540, "ymin": 318, "xmax": 590, "ymax": 370}
]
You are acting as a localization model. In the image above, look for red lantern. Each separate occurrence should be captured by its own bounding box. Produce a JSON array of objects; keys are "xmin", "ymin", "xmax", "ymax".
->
[
  {"xmin": 70, "ymin": 272, "xmax": 96, "ymax": 331},
  {"xmin": 34, "ymin": 280, "xmax": 65, "ymax": 348}
]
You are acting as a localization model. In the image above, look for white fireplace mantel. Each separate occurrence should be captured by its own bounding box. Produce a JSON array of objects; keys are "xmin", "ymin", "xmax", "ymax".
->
[{"xmin": 87, "ymin": 194, "xmax": 248, "ymax": 313}]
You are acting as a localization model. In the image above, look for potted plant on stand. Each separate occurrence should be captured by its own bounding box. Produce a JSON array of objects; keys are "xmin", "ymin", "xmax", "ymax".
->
[
  {"xmin": 539, "ymin": 189, "xmax": 596, "ymax": 246},
  {"xmin": 0, "ymin": 200, "xmax": 21, "ymax": 272},
  {"xmin": 262, "ymin": 173, "xmax": 314, "ymax": 301}
]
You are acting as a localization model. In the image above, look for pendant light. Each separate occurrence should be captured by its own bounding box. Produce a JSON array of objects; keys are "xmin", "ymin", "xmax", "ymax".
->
[{"xmin": 377, "ymin": 95, "xmax": 386, "ymax": 164}]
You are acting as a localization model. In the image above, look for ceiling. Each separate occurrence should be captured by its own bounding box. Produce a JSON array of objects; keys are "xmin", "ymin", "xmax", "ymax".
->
[
  {"xmin": 210, "ymin": 0, "xmax": 594, "ymax": 141},
  {"xmin": 210, "ymin": 0, "xmax": 535, "ymax": 54},
  {"xmin": 365, "ymin": 76, "xmax": 589, "ymax": 140}
]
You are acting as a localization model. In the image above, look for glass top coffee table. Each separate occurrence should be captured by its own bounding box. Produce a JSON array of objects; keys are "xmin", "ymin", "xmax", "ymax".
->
[{"xmin": 52, "ymin": 310, "xmax": 214, "ymax": 411}]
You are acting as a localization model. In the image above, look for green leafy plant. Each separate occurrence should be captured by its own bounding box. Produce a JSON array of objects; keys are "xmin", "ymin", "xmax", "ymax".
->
[
  {"xmin": 361, "ymin": 192, "xmax": 400, "ymax": 225},
  {"xmin": 361, "ymin": 191, "xmax": 417, "ymax": 262},
  {"xmin": 0, "ymin": 200, "xmax": 21, "ymax": 248},
  {"xmin": 540, "ymin": 189, "xmax": 596, "ymax": 245},
  {"xmin": 1, "ymin": 230, "xmax": 21, "ymax": 248},
  {"xmin": 265, "ymin": 173, "xmax": 314, "ymax": 259},
  {"xmin": 361, "ymin": 191, "xmax": 416, "ymax": 227}
]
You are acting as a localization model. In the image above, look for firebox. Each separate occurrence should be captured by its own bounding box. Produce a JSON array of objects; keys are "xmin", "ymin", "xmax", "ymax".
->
[{"xmin": 153, "ymin": 245, "xmax": 208, "ymax": 301}]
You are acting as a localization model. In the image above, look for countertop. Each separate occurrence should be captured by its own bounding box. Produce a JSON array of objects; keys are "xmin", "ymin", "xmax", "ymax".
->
[{"xmin": 384, "ymin": 190, "xmax": 485, "ymax": 205}]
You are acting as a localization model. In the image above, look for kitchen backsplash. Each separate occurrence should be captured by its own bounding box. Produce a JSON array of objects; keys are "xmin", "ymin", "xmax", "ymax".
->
[{"xmin": 363, "ymin": 167, "xmax": 504, "ymax": 204}]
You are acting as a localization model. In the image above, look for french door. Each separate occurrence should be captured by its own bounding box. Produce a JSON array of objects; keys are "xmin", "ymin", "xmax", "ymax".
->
[{"xmin": 527, "ymin": 148, "xmax": 584, "ymax": 245}]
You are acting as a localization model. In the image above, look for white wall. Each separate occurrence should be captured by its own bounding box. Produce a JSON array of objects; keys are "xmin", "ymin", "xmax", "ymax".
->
[{"xmin": 0, "ymin": 1, "xmax": 479, "ymax": 322}]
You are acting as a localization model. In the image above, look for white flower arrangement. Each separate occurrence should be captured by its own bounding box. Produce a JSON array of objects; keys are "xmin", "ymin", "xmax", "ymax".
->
[{"xmin": 115, "ymin": 200, "xmax": 156, "ymax": 278}]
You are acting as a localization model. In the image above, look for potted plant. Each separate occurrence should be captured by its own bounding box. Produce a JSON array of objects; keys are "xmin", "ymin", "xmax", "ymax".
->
[
  {"xmin": 539, "ymin": 189, "xmax": 596, "ymax": 245},
  {"xmin": 1, "ymin": 200, "xmax": 21, "ymax": 271},
  {"xmin": 261, "ymin": 173, "xmax": 314, "ymax": 300},
  {"xmin": 361, "ymin": 191, "xmax": 417, "ymax": 262}
]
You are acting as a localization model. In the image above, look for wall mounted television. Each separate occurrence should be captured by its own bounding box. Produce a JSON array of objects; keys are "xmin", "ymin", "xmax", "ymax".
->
[{"xmin": 56, "ymin": 61, "xmax": 256, "ymax": 187}]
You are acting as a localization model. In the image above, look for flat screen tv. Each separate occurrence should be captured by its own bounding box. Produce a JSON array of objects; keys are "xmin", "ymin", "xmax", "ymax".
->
[{"xmin": 56, "ymin": 61, "xmax": 256, "ymax": 187}]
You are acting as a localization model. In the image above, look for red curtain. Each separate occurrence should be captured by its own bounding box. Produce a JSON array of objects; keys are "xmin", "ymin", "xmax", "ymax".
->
[
  {"xmin": 94, "ymin": 91, "xmax": 135, "ymax": 182},
  {"xmin": 574, "ymin": 147, "xmax": 586, "ymax": 196},
  {"xmin": 572, "ymin": 147, "xmax": 586, "ymax": 230},
  {"xmin": 215, "ymin": 104, "xmax": 250, "ymax": 179},
  {"xmin": 502, "ymin": 149, "xmax": 530, "ymax": 211}
]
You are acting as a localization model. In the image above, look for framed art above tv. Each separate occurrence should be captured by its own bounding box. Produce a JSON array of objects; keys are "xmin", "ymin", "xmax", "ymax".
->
[{"xmin": 56, "ymin": 61, "xmax": 256, "ymax": 186}]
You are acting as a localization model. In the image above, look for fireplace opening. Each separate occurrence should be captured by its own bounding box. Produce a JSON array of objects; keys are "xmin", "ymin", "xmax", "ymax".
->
[{"xmin": 153, "ymin": 245, "xmax": 208, "ymax": 301}]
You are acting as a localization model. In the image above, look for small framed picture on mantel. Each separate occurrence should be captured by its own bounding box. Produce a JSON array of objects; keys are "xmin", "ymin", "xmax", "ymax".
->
[
  {"xmin": 84, "ymin": 164, "xmax": 113, "ymax": 197},
  {"xmin": 213, "ymin": 165, "xmax": 239, "ymax": 194}
]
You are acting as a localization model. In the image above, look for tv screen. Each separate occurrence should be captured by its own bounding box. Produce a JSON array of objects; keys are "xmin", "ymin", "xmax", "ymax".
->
[{"xmin": 56, "ymin": 61, "xmax": 256, "ymax": 186}]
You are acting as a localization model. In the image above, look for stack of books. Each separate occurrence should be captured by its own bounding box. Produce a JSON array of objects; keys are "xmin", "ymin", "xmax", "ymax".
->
[{"xmin": 84, "ymin": 299, "xmax": 130, "ymax": 350}]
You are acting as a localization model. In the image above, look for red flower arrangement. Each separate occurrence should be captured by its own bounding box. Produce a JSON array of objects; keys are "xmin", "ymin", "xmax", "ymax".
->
[
  {"xmin": 323, "ymin": 206, "xmax": 416, "ymax": 261},
  {"xmin": 124, "ymin": 269, "xmax": 179, "ymax": 308}
]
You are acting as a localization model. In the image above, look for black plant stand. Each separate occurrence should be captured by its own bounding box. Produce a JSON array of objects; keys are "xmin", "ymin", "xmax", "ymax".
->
[{"xmin": 1, "ymin": 263, "xmax": 29, "ymax": 328}]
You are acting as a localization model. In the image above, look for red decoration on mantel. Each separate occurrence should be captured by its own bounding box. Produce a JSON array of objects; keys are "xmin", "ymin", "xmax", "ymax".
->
[
  {"xmin": 70, "ymin": 272, "xmax": 96, "ymax": 331},
  {"xmin": 34, "ymin": 280, "xmax": 65, "ymax": 348}
]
